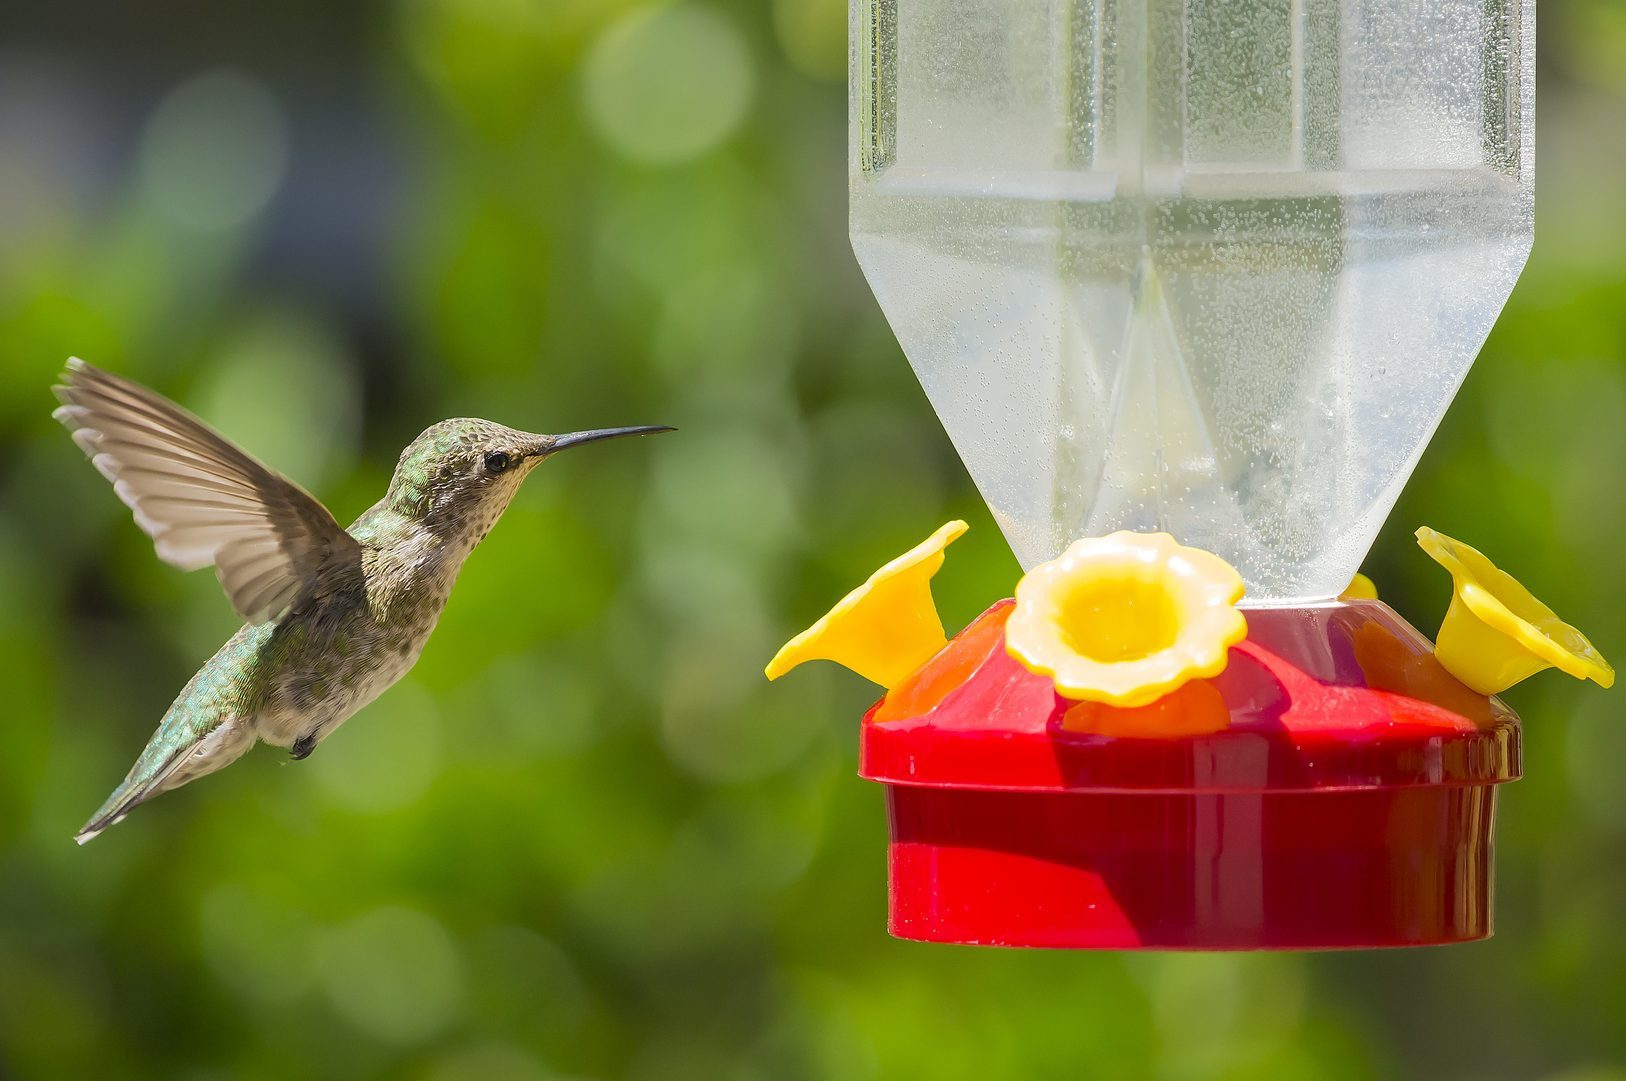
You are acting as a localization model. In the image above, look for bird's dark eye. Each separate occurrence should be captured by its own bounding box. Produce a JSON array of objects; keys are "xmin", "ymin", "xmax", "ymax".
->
[{"xmin": 483, "ymin": 451, "xmax": 512, "ymax": 475}]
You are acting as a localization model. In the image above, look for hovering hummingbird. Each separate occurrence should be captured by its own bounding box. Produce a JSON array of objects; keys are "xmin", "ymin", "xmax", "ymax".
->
[{"xmin": 54, "ymin": 358, "xmax": 672, "ymax": 844}]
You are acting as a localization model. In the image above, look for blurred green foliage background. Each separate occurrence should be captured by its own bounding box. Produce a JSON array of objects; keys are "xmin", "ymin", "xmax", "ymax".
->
[{"xmin": 1, "ymin": 1, "xmax": 1624, "ymax": 1078}]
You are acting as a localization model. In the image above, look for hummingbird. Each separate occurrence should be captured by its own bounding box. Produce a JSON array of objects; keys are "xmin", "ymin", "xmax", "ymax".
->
[{"xmin": 54, "ymin": 358, "xmax": 672, "ymax": 844}]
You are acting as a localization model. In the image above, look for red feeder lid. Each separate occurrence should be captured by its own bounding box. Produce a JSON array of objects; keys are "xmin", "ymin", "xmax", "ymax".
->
[{"xmin": 860, "ymin": 599, "xmax": 1521, "ymax": 793}]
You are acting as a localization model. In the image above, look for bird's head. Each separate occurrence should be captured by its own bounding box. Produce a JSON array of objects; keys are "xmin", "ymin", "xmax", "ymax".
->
[{"xmin": 386, "ymin": 418, "xmax": 671, "ymax": 537}]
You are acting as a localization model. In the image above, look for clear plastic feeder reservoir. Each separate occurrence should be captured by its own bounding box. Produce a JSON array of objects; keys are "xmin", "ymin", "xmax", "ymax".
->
[
  {"xmin": 850, "ymin": 0, "xmax": 1532, "ymax": 600},
  {"xmin": 807, "ymin": 0, "xmax": 1561, "ymax": 950}
]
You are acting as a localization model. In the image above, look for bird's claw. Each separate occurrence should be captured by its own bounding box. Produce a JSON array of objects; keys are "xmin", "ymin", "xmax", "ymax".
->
[{"xmin": 290, "ymin": 733, "xmax": 318, "ymax": 761}]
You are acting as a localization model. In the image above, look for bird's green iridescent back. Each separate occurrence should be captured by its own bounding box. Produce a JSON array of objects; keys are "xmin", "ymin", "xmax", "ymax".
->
[{"xmin": 117, "ymin": 621, "xmax": 279, "ymax": 789}]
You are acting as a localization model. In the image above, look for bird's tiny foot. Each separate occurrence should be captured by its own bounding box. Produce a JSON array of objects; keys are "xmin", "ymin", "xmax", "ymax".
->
[{"xmin": 290, "ymin": 733, "xmax": 318, "ymax": 761}]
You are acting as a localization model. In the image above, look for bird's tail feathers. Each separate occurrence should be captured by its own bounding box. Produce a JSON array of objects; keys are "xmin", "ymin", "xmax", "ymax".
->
[
  {"xmin": 74, "ymin": 715, "xmax": 256, "ymax": 845},
  {"xmin": 74, "ymin": 754, "xmax": 188, "ymax": 845}
]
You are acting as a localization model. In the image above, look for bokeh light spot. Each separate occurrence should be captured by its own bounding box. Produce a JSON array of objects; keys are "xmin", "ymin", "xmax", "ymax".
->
[
  {"xmin": 320, "ymin": 906, "xmax": 465, "ymax": 1045},
  {"xmin": 307, "ymin": 679, "xmax": 444, "ymax": 813},
  {"xmin": 457, "ymin": 653, "xmax": 601, "ymax": 763},
  {"xmin": 638, "ymin": 536, "xmax": 770, "ymax": 634},
  {"xmin": 1130, "ymin": 953, "xmax": 1308, "ymax": 1076},
  {"xmin": 583, "ymin": 4, "xmax": 754, "ymax": 165},
  {"xmin": 652, "ymin": 267, "xmax": 799, "ymax": 385},
  {"xmin": 660, "ymin": 629, "xmax": 827, "ymax": 783},
  {"xmin": 139, "ymin": 69, "xmax": 289, "ymax": 231},
  {"xmin": 197, "ymin": 310, "xmax": 362, "ymax": 491},
  {"xmin": 649, "ymin": 428, "xmax": 801, "ymax": 561},
  {"xmin": 469, "ymin": 926, "xmax": 595, "ymax": 1043},
  {"xmin": 197, "ymin": 882, "xmax": 317, "ymax": 1004}
]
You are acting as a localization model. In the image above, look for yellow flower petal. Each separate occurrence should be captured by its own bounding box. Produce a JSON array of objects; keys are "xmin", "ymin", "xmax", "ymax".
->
[
  {"xmin": 764, "ymin": 521, "xmax": 968, "ymax": 687},
  {"xmin": 1005, "ymin": 532, "xmax": 1247, "ymax": 708},
  {"xmin": 1417, "ymin": 526, "xmax": 1613, "ymax": 695}
]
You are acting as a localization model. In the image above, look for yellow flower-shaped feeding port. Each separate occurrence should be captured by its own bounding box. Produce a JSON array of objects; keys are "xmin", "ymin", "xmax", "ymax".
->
[
  {"xmin": 1417, "ymin": 526, "xmax": 1614, "ymax": 695},
  {"xmin": 765, "ymin": 521, "xmax": 968, "ymax": 688},
  {"xmin": 1006, "ymin": 532, "xmax": 1248, "ymax": 709},
  {"xmin": 1342, "ymin": 572, "xmax": 1379, "ymax": 601}
]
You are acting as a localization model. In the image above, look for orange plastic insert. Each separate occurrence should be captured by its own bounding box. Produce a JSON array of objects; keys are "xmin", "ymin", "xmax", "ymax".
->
[{"xmin": 873, "ymin": 602, "xmax": 1013, "ymax": 723}]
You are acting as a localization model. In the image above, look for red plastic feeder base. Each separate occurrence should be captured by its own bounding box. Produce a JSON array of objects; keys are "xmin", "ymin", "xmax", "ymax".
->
[{"xmin": 861, "ymin": 600, "xmax": 1521, "ymax": 951}]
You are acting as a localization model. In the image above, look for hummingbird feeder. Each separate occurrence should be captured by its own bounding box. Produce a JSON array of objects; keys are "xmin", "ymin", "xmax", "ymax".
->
[{"xmin": 768, "ymin": 0, "xmax": 1615, "ymax": 949}]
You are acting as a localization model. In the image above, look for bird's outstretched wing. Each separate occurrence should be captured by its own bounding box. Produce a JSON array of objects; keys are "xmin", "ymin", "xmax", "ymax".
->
[{"xmin": 53, "ymin": 358, "xmax": 360, "ymax": 624}]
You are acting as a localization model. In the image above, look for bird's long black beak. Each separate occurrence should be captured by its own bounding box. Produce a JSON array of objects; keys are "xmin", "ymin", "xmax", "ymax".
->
[{"xmin": 533, "ymin": 426, "xmax": 675, "ymax": 457}]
